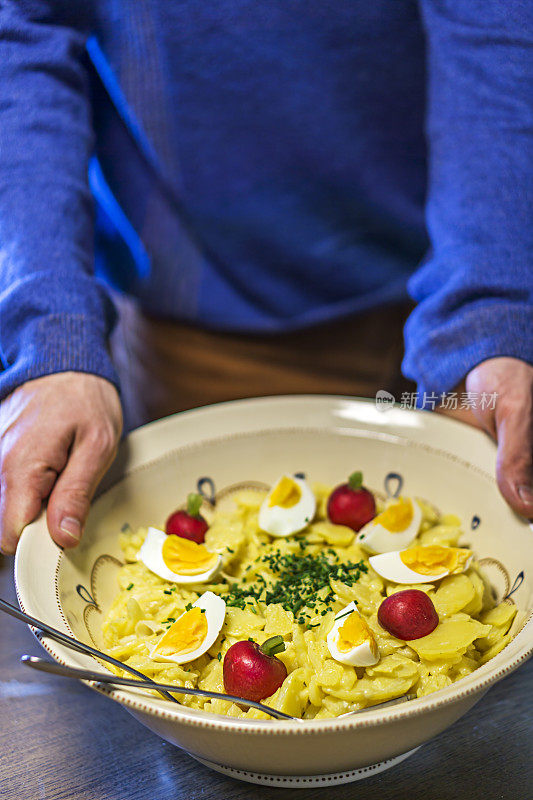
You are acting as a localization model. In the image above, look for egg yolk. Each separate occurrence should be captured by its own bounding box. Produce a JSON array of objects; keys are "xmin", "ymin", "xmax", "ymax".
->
[
  {"xmin": 269, "ymin": 476, "xmax": 302, "ymax": 508},
  {"xmin": 162, "ymin": 536, "xmax": 218, "ymax": 575},
  {"xmin": 373, "ymin": 498, "xmax": 413, "ymax": 532},
  {"xmin": 337, "ymin": 610, "xmax": 378, "ymax": 656},
  {"xmin": 153, "ymin": 607, "xmax": 208, "ymax": 657},
  {"xmin": 400, "ymin": 545, "xmax": 471, "ymax": 575}
]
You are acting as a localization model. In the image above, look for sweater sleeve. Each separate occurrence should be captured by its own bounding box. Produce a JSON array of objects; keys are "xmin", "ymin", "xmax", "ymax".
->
[
  {"xmin": 0, "ymin": 0, "xmax": 119, "ymax": 401},
  {"xmin": 403, "ymin": 0, "xmax": 533, "ymax": 401}
]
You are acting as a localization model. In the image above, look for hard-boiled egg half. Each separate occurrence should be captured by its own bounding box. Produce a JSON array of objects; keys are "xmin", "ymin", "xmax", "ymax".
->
[
  {"xmin": 138, "ymin": 527, "xmax": 222, "ymax": 584},
  {"xmin": 326, "ymin": 601, "xmax": 380, "ymax": 667},
  {"xmin": 258, "ymin": 474, "xmax": 316, "ymax": 537},
  {"xmin": 151, "ymin": 591, "xmax": 226, "ymax": 665},
  {"xmin": 356, "ymin": 496, "xmax": 421, "ymax": 554},
  {"xmin": 369, "ymin": 545, "xmax": 473, "ymax": 584}
]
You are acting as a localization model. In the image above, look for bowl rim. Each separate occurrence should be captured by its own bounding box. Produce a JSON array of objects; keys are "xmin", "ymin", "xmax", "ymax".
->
[{"xmin": 14, "ymin": 394, "xmax": 533, "ymax": 735}]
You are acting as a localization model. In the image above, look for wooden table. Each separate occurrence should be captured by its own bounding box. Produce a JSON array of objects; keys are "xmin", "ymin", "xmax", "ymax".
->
[{"xmin": 1, "ymin": 553, "xmax": 530, "ymax": 800}]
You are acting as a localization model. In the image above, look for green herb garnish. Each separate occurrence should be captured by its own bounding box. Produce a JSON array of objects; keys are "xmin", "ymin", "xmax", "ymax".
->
[
  {"xmin": 334, "ymin": 608, "xmax": 355, "ymax": 622},
  {"xmin": 225, "ymin": 550, "xmax": 367, "ymax": 624},
  {"xmin": 126, "ymin": 583, "xmax": 134, "ymax": 591}
]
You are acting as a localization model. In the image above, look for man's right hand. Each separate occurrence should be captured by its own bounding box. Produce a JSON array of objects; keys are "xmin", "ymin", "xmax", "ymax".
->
[{"xmin": 0, "ymin": 372, "xmax": 123, "ymax": 554}]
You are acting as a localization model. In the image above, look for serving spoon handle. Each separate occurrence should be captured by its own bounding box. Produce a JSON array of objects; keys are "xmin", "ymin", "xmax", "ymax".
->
[
  {"xmin": 21, "ymin": 655, "xmax": 296, "ymax": 721},
  {"xmin": 0, "ymin": 597, "xmax": 177, "ymax": 704}
]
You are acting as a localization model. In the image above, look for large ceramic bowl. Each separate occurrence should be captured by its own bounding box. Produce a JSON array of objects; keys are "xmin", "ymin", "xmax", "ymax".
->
[{"xmin": 15, "ymin": 396, "xmax": 533, "ymax": 786}]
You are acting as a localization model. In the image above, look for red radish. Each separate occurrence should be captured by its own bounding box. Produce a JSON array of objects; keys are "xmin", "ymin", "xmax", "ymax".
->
[
  {"xmin": 378, "ymin": 589, "xmax": 439, "ymax": 640},
  {"xmin": 327, "ymin": 471, "xmax": 376, "ymax": 532},
  {"xmin": 165, "ymin": 493, "xmax": 208, "ymax": 544},
  {"xmin": 223, "ymin": 635, "xmax": 288, "ymax": 702}
]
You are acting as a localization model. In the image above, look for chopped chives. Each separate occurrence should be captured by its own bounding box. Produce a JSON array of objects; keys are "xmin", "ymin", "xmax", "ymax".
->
[{"xmin": 224, "ymin": 550, "xmax": 367, "ymax": 621}]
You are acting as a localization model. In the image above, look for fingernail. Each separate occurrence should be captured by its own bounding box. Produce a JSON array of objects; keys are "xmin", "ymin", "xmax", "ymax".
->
[
  {"xmin": 517, "ymin": 486, "xmax": 533, "ymax": 507},
  {"xmin": 59, "ymin": 517, "xmax": 81, "ymax": 541}
]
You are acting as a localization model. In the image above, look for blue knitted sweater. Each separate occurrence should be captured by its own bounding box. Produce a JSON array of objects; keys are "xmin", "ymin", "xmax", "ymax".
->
[{"xmin": 0, "ymin": 1, "xmax": 532, "ymax": 401}]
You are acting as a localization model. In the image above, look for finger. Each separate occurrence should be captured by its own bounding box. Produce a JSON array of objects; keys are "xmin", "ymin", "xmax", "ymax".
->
[
  {"xmin": 0, "ymin": 462, "xmax": 58, "ymax": 555},
  {"xmin": 494, "ymin": 401, "xmax": 533, "ymax": 518},
  {"xmin": 46, "ymin": 425, "xmax": 118, "ymax": 548}
]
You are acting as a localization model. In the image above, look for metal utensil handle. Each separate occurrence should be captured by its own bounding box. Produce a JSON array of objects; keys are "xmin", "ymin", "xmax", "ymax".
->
[
  {"xmin": 21, "ymin": 656, "xmax": 296, "ymax": 721},
  {"xmin": 336, "ymin": 694, "xmax": 412, "ymax": 717},
  {"xmin": 0, "ymin": 597, "xmax": 177, "ymax": 704}
]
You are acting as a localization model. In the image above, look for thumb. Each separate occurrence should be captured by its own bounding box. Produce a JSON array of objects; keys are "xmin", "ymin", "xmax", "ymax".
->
[
  {"xmin": 46, "ymin": 427, "xmax": 117, "ymax": 548},
  {"xmin": 494, "ymin": 404, "xmax": 533, "ymax": 519}
]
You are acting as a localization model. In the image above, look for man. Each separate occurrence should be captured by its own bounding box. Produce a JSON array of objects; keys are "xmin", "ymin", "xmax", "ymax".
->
[{"xmin": 0, "ymin": 1, "xmax": 532, "ymax": 555}]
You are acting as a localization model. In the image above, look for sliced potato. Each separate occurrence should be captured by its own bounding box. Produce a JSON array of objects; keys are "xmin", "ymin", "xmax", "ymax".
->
[
  {"xmin": 461, "ymin": 569, "xmax": 485, "ymax": 616},
  {"xmin": 267, "ymin": 667, "xmax": 308, "ymax": 717},
  {"xmin": 263, "ymin": 602, "xmax": 296, "ymax": 636},
  {"xmin": 476, "ymin": 601, "xmax": 518, "ymax": 651},
  {"xmin": 365, "ymin": 653, "xmax": 420, "ymax": 680},
  {"xmin": 307, "ymin": 521, "xmax": 355, "ymax": 547},
  {"xmin": 433, "ymin": 574, "xmax": 476, "ymax": 617},
  {"xmin": 409, "ymin": 615, "xmax": 491, "ymax": 661},
  {"xmin": 480, "ymin": 600, "xmax": 518, "ymax": 629},
  {"xmin": 479, "ymin": 631, "xmax": 516, "ymax": 664},
  {"xmin": 223, "ymin": 606, "xmax": 265, "ymax": 637},
  {"xmin": 419, "ymin": 523, "xmax": 462, "ymax": 547},
  {"xmin": 416, "ymin": 672, "xmax": 453, "ymax": 697}
]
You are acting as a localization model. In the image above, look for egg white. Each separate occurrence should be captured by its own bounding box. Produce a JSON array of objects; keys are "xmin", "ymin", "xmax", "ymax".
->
[
  {"xmin": 369, "ymin": 550, "xmax": 473, "ymax": 584},
  {"xmin": 326, "ymin": 601, "xmax": 380, "ymax": 667},
  {"xmin": 150, "ymin": 591, "xmax": 226, "ymax": 665},
  {"xmin": 138, "ymin": 527, "xmax": 222, "ymax": 584},
  {"xmin": 356, "ymin": 497, "xmax": 422, "ymax": 554},
  {"xmin": 258, "ymin": 474, "xmax": 316, "ymax": 537}
]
